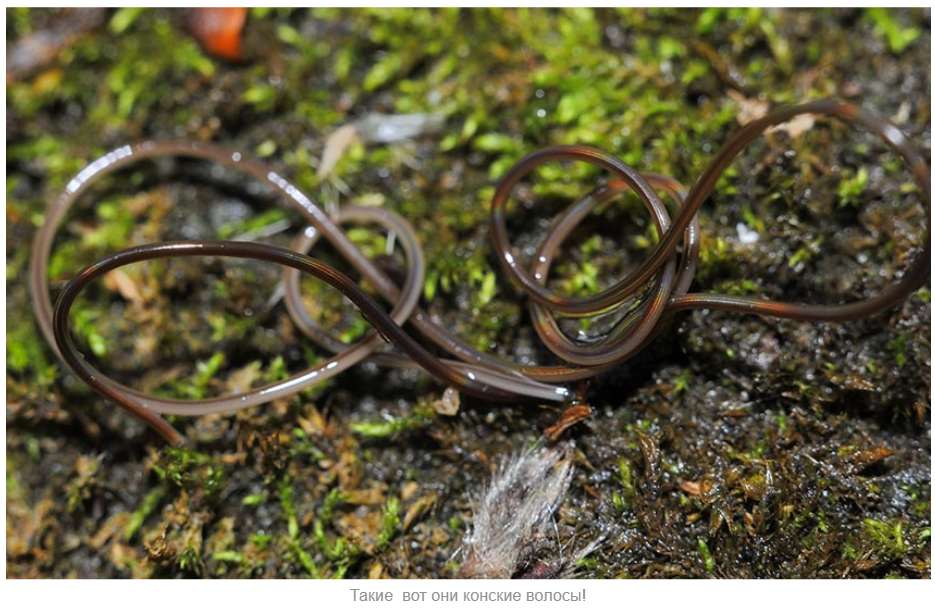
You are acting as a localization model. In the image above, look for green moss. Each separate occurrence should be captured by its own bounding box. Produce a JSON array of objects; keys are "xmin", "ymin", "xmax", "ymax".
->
[
  {"xmin": 865, "ymin": 8, "xmax": 921, "ymax": 53},
  {"xmin": 126, "ymin": 484, "xmax": 167, "ymax": 540},
  {"xmin": 288, "ymin": 428, "xmax": 326, "ymax": 461},
  {"xmin": 697, "ymin": 538, "xmax": 715, "ymax": 572},
  {"xmin": 788, "ymin": 238, "xmax": 823, "ymax": 269},
  {"xmin": 99, "ymin": 13, "xmax": 213, "ymax": 122},
  {"xmin": 617, "ymin": 457, "xmax": 635, "ymax": 506},
  {"xmin": 376, "ymin": 496, "xmax": 401, "ymax": 551},
  {"xmin": 309, "ymin": 488, "xmax": 363, "ymax": 578},
  {"xmin": 697, "ymin": 237, "xmax": 739, "ymax": 286},
  {"xmin": 179, "ymin": 544, "xmax": 203, "ymax": 575},
  {"xmin": 6, "ymin": 317, "xmax": 57, "ymax": 384},
  {"xmin": 6, "ymin": 460, "xmax": 22, "ymax": 498},
  {"xmin": 249, "ymin": 532, "xmax": 271, "ymax": 551},
  {"xmin": 6, "ymin": 136, "xmax": 84, "ymax": 186},
  {"xmin": 217, "ymin": 209, "xmax": 289, "ymax": 239},
  {"xmin": 476, "ymin": 270, "xmax": 498, "ymax": 308},
  {"xmin": 67, "ymin": 454, "xmax": 102, "ymax": 512},
  {"xmin": 888, "ymin": 333, "xmax": 910, "ymax": 368},
  {"xmin": 837, "ymin": 167, "xmax": 869, "ymax": 208},
  {"xmin": 212, "ymin": 550, "xmax": 245, "ymax": 565},
  {"xmin": 278, "ymin": 476, "xmax": 319, "ymax": 577},
  {"xmin": 164, "ymin": 447, "xmax": 224, "ymax": 500},
  {"xmin": 109, "ymin": 7, "xmax": 145, "ymax": 34},
  {"xmin": 672, "ymin": 370, "xmax": 693, "ymax": 396},
  {"xmin": 70, "ymin": 306, "xmax": 110, "ymax": 358},
  {"xmin": 351, "ymin": 401, "xmax": 435, "ymax": 438},
  {"xmin": 170, "ymin": 352, "xmax": 226, "ymax": 399},
  {"xmin": 278, "ymin": 477, "xmax": 299, "ymax": 539},
  {"xmin": 863, "ymin": 518, "xmax": 907, "ymax": 558},
  {"xmin": 207, "ymin": 312, "xmax": 254, "ymax": 344}
]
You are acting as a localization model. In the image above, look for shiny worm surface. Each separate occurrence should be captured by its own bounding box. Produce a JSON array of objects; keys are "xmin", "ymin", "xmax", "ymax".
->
[{"xmin": 30, "ymin": 100, "xmax": 931, "ymax": 445}]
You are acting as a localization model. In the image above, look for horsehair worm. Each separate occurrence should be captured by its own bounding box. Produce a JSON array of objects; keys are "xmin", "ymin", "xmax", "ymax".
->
[{"xmin": 29, "ymin": 100, "xmax": 931, "ymax": 445}]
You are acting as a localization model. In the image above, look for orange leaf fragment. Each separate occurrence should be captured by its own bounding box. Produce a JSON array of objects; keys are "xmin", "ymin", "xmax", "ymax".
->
[{"xmin": 188, "ymin": 8, "xmax": 248, "ymax": 61}]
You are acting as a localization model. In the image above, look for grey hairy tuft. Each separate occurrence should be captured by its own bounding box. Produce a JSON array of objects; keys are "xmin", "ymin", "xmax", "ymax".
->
[{"xmin": 458, "ymin": 443, "xmax": 598, "ymax": 579}]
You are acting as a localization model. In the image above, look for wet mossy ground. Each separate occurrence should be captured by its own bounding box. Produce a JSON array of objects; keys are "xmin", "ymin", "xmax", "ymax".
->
[{"xmin": 6, "ymin": 8, "xmax": 930, "ymax": 578}]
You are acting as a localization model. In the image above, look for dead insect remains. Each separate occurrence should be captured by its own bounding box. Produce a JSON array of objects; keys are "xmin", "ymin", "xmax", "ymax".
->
[{"xmin": 457, "ymin": 444, "xmax": 599, "ymax": 579}]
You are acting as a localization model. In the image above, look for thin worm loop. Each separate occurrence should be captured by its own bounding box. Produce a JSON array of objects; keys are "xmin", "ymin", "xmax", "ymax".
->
[{"xmin": 31, "ymin": 100, "xmax": 930, "ymax": 443}]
